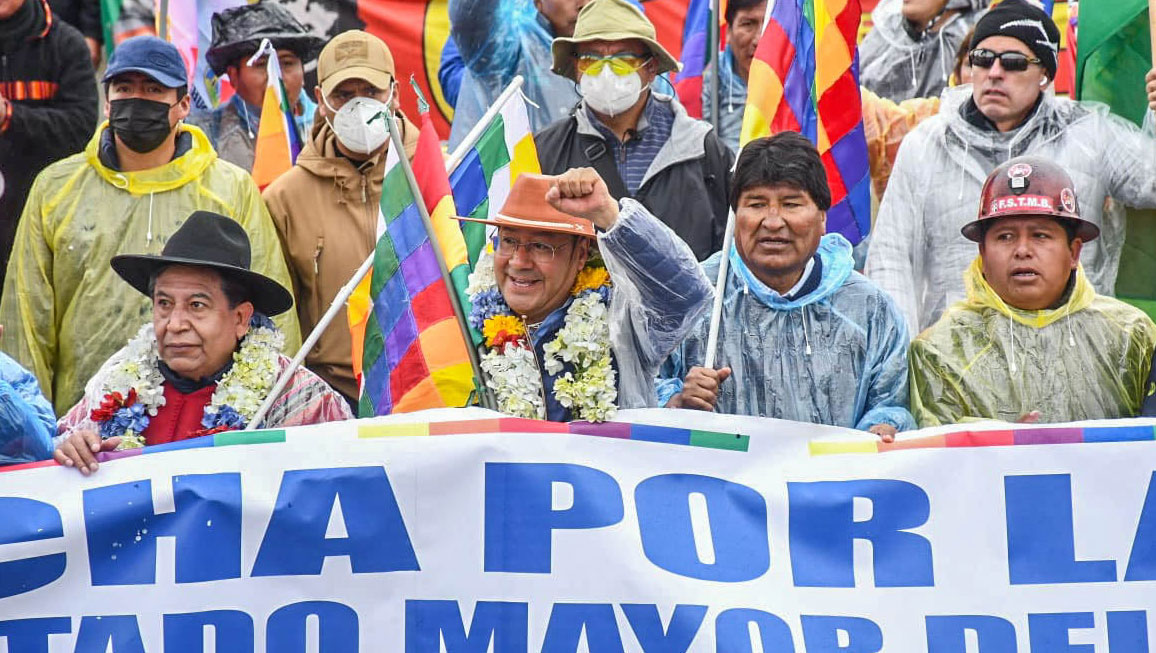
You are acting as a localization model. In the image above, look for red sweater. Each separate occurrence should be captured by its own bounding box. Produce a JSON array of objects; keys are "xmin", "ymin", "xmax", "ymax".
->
[{"xmin": 141, "ymin": 383, "xmax": 216, "ymax": 446}]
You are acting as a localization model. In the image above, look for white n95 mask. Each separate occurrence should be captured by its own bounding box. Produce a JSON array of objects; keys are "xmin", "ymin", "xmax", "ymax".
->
[
  {"xmin": 580, "ymin": 67, "xmax": 647, "ymax": 117},
  {"xmin": 326, "ymin": 96, "xmax": 390, "ymax": 154}
]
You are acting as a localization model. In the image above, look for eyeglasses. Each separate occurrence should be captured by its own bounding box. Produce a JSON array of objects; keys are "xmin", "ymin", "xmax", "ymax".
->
[
  {"xmin": 968, "ymin": 48, "xmax": 1042, "ymax": 72},
  {"xmin": 575, "ymin": 53, "xmax": 651, "ymax": 77},
  {"xmin": 496, "ymin": 236, "xmax": 571, "ymax": 262}
]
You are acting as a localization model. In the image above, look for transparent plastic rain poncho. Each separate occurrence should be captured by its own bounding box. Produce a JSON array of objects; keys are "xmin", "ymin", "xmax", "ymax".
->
[
  {"xmin": 599, "ymin": 199, "xmax": 713, "ymax": 409},
  {"xmin": 447, "ymin": 0, "xmax": 581, "ymax": 148},
  {"xmin": 0, "ymin": 124, "xmax": 301, "ymax": 415},
  {"xmin": 910, "ymin": 260, "xmax": 1156, "ymax": 427},
  {"xmin": 858, "ymin": 0, "xmax": 987, "ymax": 102},
  {"xmin": 658, "ymin": 234, "xmax": 916, "ymax": 431},
  {"xmin": 0, "ymin": 352, "xmax": 56, "ymax": 465},
  {"xmin": 865, "ymin": 86, "xmax": 1156, "ymax": 335}
]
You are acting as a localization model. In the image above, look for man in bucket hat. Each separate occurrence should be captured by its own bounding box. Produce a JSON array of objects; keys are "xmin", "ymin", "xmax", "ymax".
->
[
  {"xmin": 458, "ymin": 168, "xmax": 711, "ymax": 422},
  {"xmin": 909, "ymin": 157, "xmax": 1156, "ymax": 427},
  {"xmin": 535, "ymin": 0, "xmax": 733, "ymax": 261},
  {"xmin": 189, "ymin": 1, "xmax": 324, "ymax": 171},
  {"xmin": 54, "ymin": 211, "xmax": 351, "ymax": 474}
]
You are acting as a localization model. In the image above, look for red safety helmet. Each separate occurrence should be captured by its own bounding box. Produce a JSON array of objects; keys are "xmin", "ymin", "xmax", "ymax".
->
[{"xmin": 961, "ymin": 156, "xmax": 1099, "ymax": 243}]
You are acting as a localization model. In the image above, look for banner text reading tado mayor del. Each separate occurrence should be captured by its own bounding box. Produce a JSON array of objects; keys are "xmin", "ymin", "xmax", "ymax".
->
[{"xmin": 1, "ymin": 409, "xmax": 1155, "ymax": 652}]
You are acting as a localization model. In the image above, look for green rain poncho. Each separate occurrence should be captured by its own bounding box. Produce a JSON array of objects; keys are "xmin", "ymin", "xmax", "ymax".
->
[
  {"xmin": 910, "ymin": 258, "xmax": 1156, "ymax": 427},
  {"xmin": 0, "ymin": 123, "xmax": 301, "ymax": 414}
]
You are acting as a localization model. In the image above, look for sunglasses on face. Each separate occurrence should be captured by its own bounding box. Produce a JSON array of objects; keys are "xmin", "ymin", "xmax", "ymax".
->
[
  {"xmin": 575, "ymin": 53, "xmax": 651, "ymax": 76},
  {"xmin": 968, "ymin": 48, "xmax": 1042, "ymax": 72}
]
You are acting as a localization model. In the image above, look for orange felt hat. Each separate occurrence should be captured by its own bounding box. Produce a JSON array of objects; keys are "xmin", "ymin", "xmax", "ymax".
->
[{"xmin": 456, "ymin": 174, "xmax": 596, "ymax": 238}]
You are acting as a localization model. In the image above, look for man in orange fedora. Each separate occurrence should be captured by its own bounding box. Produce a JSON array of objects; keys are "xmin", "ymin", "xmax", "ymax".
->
[{"xmin": 459, "ymin": 167, "xmax": 711, "ymax": 422}]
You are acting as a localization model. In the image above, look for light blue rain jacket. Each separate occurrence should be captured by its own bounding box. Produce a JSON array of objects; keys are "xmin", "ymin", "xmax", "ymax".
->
[
  {"xmin": 0, "ymin": 352, "xmax": 56, "ymax": 465},
  {"xmin": 658, "ymin": 233, "xmax": 916, "ymax": 431},
  {"xmin": 447, "ymin": 0, "xmax": 581, "ymax": 148}
]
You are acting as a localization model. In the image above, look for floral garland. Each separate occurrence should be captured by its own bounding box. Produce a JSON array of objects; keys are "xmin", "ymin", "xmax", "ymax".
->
[
  {"xmin": 467, "ymin": 254, "xmax": 617, "ymax": 421},
  {"xmin": 90, "ymin": 314, "xmax": 284, "ymax": 448}
]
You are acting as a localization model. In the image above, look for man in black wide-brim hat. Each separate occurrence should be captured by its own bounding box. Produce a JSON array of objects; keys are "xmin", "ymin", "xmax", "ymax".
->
[
  {"xmin": 188, "ymin": 1, "xmax": 324, "ymax": 171},
  {"xmin": 54, "ymin": 211, "xmax": 351, "ymax": 475}
]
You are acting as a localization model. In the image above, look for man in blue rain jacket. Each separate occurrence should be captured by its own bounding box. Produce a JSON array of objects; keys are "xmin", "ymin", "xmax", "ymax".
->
[{"xmin": 658, "ymin": 132, "xmax": 915, "ymax": 439}]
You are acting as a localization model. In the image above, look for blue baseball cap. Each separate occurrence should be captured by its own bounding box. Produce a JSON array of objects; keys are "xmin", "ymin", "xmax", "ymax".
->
[{"xmin": 102, "ymin": 36, "xmax": 188, "ymax": 88}]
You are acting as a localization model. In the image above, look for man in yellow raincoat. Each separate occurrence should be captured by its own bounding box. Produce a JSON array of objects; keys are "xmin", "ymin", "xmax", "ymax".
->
[
  {"xmin": 0, "ymin": 36, "xmax": 300, "ymax": 414},
  {"xmin": 909, "ymin": 157, "xmax": 1156, "ymax": 427}
]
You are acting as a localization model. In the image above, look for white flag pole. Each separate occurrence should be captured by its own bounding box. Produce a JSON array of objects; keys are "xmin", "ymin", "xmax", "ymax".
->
[
  {"xmin": 244, "ymin": 256, "xmax": 376, "ymax": 430},
  {"xmin": 703, "ymin": 209, "xmax": 734, "ymax": 370}
]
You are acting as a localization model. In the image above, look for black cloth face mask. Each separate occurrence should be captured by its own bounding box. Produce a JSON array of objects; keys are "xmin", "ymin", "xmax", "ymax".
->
[{"xmin": 109, "ymin": 98, "xmax": 177, "ymax": 153}]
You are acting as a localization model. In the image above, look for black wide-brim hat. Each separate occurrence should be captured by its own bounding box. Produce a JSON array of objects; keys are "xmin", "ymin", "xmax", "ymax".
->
[
  {"xmin": 111, "ymin": 211, "xmax": 294, "ymax": 317},
  {"xmin": 205, "ymin": 2, "xmax": 324, "ymax": 76}
]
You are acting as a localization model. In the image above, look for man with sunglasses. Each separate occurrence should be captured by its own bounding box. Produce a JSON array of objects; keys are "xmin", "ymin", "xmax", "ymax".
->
[
  {"xmin": 535, "ymin": 0, "xmax": 733, "ymax": 261},
  {"xmin": 867, "ymin": 0, "xmax": 1156, "ymax": 336}
]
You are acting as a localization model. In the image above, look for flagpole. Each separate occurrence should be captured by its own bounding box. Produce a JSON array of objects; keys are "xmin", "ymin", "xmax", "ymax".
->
[
  {"xmin": 703, "ymin": 150, "xmax": 742, "ymax": 370},
  {"xmin": 383, "ymin": 112, "xmax": 491, "ymax": 405},
  {"xmin": 703, "ymin": 209, "xmax": 734, "ymax": 369},
  {"xmin": 1149, "ymin": 0, "xmax": 1156, "ymax": 68},
  {"xmin": 158, "ymin": 0, "xmax": 170, "ymax": 40},
  {"xmin": 244, "ymin": 256, "xmax": 376, "ymax": 430},
  {"xmin": 445, "ymin": 76, "xmax": 526, "ymax": 173},
  {"xmin": 708, "ymin": 0, "xmax": 721, "ymax": 130}
]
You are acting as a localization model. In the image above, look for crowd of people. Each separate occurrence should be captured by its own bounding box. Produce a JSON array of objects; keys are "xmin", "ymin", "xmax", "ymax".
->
[{"xmin": 2, "ymin": 0, "xmax": 1156, "ymax": 471}]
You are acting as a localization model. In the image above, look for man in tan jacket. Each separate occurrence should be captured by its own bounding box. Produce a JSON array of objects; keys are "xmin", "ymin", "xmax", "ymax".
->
[{"xmin": 263, "ymin": 30, "xmax": 418, "ymax": 404}]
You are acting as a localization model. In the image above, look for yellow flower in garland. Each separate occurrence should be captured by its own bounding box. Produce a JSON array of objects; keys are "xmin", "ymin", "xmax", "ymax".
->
[
  {"xmin": 571, "ymin": 266, "xmax": 612, "ymax": 295},
  {"xmin": 483, "ymin": 315, "xmax": 526, "ymax": 348}
]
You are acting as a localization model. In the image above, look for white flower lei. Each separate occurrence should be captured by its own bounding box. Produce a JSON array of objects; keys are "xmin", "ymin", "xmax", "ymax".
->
[
  {"xmin": 468, "ymin": 255, "xmax": 617, "ymax": 422},
  {"xmin": 92, "ymin": 319, "xmax": 284, "ymax": 448}
]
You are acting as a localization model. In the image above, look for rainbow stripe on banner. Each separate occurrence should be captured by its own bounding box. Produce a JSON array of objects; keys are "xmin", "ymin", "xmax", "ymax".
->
[
  {"xmin": 740, "ymin": 0, "xmax": 871, "ymax": 244},
  {"xmin": 0, "ymin": 419, "xmax": 747, "ymax": 474},
  {"xmin": 811, "ymin": 424, "xmax": 1156, "ymax": 455},
  {"xmin": 358, "ymin": 418, "xmax": 750, "ymax": 451}
]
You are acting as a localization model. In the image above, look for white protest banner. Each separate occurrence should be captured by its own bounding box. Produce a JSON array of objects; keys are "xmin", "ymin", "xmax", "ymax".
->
[{"xmin": 1, "ymin": 407, "xmax": 1155, "ymax": 652}]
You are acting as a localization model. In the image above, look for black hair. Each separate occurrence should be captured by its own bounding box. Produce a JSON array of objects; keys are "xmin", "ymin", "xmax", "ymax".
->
[
  {"xmin": 977, "ymin": 217, "xmax": 1080, "ymax": 244},
  {"xmin": 726, "ymin": 0, "xmax": 766, "ymax": 28},
  {"xmin": 730, "ymin": 132, "xmax": 831, "ymax": 211},
  {"xmin": 147, "ymin": 266, "xmax": 251, "ymax": 309}
]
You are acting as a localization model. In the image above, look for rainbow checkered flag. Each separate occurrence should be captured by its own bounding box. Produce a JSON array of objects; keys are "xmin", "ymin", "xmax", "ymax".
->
[
  {"xmin": 352, "ymin": 114, "xmax": 475, "ymax": 416},
  {"xmin": 740, "ymin": 0, "xmax": 871, "ymax": 244}
]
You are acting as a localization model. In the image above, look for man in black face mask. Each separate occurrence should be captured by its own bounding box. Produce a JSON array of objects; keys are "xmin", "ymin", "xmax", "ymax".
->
[{"xmin": 0, "ymin": 35, "xmax": 301, "ymax": 417}]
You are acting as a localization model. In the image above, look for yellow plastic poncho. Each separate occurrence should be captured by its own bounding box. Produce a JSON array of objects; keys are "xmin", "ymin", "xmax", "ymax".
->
[
  {"xmin": 909, "ymin": 259, "xmax": 1156, "ymax": 427},
  {"xmin": 0, "ymin": 123, "xmax": 301, "ymax": 414}
]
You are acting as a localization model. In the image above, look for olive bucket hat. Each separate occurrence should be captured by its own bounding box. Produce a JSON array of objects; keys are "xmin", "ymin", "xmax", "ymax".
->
[{"xmin": 551, "ymin": 0, "xmax": 681, "ymax": 80}]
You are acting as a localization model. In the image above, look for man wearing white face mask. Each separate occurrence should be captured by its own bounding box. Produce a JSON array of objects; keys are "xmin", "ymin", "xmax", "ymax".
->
[
  {"xmin": 263, "ymin": 30, "xmax": 419, "ymax": 405},
  {"xmin": 535, "ymin": 0, "xmax": 733, "ymax": 261}
]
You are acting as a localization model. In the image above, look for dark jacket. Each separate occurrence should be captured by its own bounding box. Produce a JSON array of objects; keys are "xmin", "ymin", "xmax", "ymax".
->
[
  {"xmin": 0, "ymin": 0, "xmax": 97, "ymax": 291},
  {"xmin": 535, "ymin": 93, "xmax": 733, "ymax": 261},
  {"xmin": 47, "ymin": 0, "xmax": 101, "ymax": 41}
]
